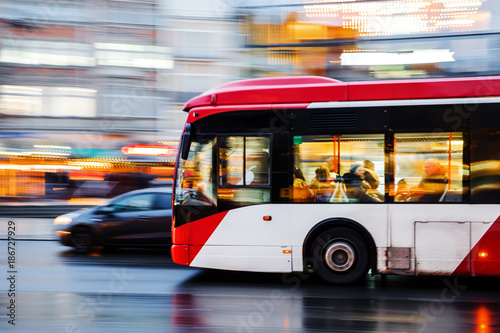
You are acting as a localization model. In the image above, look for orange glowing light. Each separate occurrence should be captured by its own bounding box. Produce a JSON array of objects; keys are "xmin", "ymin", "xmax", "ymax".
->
[
  {"xmin": 69, "ymin": 171, "xmax": 105, "ymax": 181},
  {"xmin": 121, "ymin": 144, "xmax": 176, "ymax": 156},
  {"xmin": 476, "ymin": 306, "xmax": 490, "ymax": 333},
  {"xmin": 479, "ymin": 252, "xmax": 488, "ymax": 258}
]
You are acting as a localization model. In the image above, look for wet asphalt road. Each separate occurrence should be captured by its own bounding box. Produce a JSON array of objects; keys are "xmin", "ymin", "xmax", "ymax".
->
[{"xmin": 1, "ymin": 241, "xmax": 500, "ymax": 333}]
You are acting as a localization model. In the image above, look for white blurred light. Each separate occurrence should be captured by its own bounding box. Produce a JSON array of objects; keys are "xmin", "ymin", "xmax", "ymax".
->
[
  {"xmin": 57, "ymin": 88, "xmax": 97, "ymax": 94},
  {"xmin": 340, "ymin": 49, "xmax": 456, "ymax": 66},
  {"xmin": 33, "ymin": 145, "xmax": 72, "ymax": 150}
]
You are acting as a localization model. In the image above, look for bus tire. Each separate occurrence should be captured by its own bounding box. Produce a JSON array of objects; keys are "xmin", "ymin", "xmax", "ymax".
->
[{"xmin": 311, "ymin": 227, "xmax": 369, "ymax": 284}]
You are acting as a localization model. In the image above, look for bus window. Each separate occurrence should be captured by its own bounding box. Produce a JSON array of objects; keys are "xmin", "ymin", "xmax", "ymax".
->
[
  {"xmin": 471, "ymin": 129, "xmax": 500, "ymax": 203},
  {"xmin": 218, "ymin": 136, "xmax": 270, "ymax": 209},
  {"xmin": 174, "ymin": 136, "xmax": 216, "ymax": 208},
  {"xmin": 394, "ymin": 132, "xmax": 465, "ymax": 203},
  {"xmin": 293, "ymin": 134, "xmax": 385, "ymax": 203}
]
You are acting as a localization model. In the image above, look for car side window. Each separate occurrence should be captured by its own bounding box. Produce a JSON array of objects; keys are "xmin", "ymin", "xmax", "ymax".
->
[
  {"xmin": 113, "ymin": 193, "xmax": 156, "ymax": 212},
  {"xmin": 155, "ymin": 193, "xmax": 172, "ymax": 210}
]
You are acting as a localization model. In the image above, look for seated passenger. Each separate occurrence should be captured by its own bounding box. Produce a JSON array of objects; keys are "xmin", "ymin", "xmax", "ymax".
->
[
  {"xmin": 416, "ymin": 158, "xmax": 448, "ymax": 202},
  {"xmin": 310, "ymin": 166, "xmax": 333, "ymax": 202},
  {"xmin": 343, "ymin": 164, "xmax": 381, "ymax": 203},
  {"xmin": 395, "ymin": 179, "xmax": 411, "ymax": 202},
  {"xmin": 363, "ymin": 159, "xmax": 384, "ymax": 201},
  {"xmin": 292, "ymin": 168, "xmax": 314, "ymax": 202}
]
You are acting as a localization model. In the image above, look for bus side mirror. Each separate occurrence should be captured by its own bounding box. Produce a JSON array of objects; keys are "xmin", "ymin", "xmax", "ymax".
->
[{"xmin": 180, "ymin": 123, "xmax": 192, "ymax": 160}]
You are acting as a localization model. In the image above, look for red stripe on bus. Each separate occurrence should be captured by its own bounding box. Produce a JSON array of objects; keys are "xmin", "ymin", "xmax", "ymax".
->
[
  {"xmin": 453, "ymin": 216, "xmax": 500, "ymax": 276},
  {"xmin": 188, "ymin": 211, "xmax": 228, "ymax": 263},
  {"xmin": 172, "ymin": 211, "xmax": 229, "ymax": 265}
]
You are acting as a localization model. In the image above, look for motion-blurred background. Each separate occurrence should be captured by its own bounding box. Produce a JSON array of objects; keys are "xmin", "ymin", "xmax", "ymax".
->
[{"xmin": 0, "ymin": 0, "xmax": 497, "ymax": 203}]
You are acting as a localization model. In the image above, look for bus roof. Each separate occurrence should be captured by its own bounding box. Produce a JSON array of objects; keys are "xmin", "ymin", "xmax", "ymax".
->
[{"xmin": 182, "ymin": 76, "xmax": 500, "ymax": 112}]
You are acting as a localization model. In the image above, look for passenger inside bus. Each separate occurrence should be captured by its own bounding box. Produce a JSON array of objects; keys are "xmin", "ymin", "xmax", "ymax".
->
[
  {"xmin": 415, "ymin": 158, "xmax": 448, "ymax": 202},
  {"xmin": 363, "ymin": 160, "xmax": 384, "ymax": 201},
  {"xmin": 395, "ymin": 179, "xmax": 411, "ymax": 202},
  {"xmin": 310, "ymin": 166, "xmax": 334, "ymax": 202},
  {"xmin": 343, "ymin": 164, "xmax": 381, "ymax": 203},
  {"xmin": 293, "ymin": 168, "xmax": 314, "ymax": 202}
]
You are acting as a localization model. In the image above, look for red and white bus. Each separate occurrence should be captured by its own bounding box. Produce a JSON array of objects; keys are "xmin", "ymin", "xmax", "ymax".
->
[{"xmin": 171, "ymin": 75, "xmax": 500, "ymax": 284}]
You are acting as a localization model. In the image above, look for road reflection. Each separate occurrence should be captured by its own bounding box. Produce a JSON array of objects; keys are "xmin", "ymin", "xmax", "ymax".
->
[
  {"xmin": 170, "ymin": 269, "xmax": 500, "ymax": 333},
  {"xmin": 57, "ymin": 246, "xmax": 174, "ymax": 268},
  {"xmin": 52, "ymin": 245, "xmax": 500, "ymax": 333}
]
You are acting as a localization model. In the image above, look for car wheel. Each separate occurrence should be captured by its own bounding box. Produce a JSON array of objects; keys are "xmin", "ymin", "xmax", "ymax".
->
[
  {"xmin": 71, "ymin": 226, "xmax": 93, "ymax": 254},
  {"xmin": 311, "ymin": 227, "xmax": 369, "ymax": 284}
]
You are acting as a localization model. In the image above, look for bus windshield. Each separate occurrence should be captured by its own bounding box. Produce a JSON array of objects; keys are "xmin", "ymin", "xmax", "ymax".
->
[{"xmin": 174, "ymin": 135, "xmax": 216, "ymax": 207}]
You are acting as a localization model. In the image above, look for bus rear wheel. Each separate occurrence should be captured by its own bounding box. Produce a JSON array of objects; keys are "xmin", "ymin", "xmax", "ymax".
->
[{"xmin": 311, "ymin": 227, "xmax": 369, "ymax": 284}]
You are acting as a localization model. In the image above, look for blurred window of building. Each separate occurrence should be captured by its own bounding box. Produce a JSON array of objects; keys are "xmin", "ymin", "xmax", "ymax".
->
[
  {"xmin": 107, "ymin": 0, "xmax": 157, "ymax": 26},
  {"xmin": 2, "ymin": 2, "xmax": 89, "ymax": 23},
  {"xmin": 94, "ymin": 43, "xmax": 173, "ymax": 69},
  {"xmin": 0, "ymin": 86, "xmax": 42, "ymax": 116},
  {"xmin": 107, "ymin": 7, "xmax": 157, "ymax": 26},
  {"xmin": 0, "ymin": 40, "xmax": 94, "ymax": 67},
  {"xmin": 0, "ymin": 86, "xmax": 96, "ymax": 117},
  {"xmin": 177, "ymin": 31, "xmax": 215, "ymax": 59},
  {"xmin": 101, "ymin": 84, "xmax": 156, "ymax": 118}
]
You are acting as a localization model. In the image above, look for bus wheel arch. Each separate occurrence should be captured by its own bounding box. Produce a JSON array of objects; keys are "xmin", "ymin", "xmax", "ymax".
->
[{"xmin": 303, "ymin": 218, "xmax": 377, "ymax": 284}]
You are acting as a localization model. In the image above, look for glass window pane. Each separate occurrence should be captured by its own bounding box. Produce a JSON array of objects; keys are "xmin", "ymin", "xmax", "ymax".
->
[
  {"xmin": 217, "ymin": 136, "xmax": 271, "ymax": 210},
  {"xmin": 394, "ymin": 132, "xmax": 464, "ymax": 203},
  {"xmin": 245, "ymin": 137, "xmax": 270, "ymax": 186},
  {"xmin": 293, "ymin": 134, "xmax": 384, "ymax": 203},
  {"xmin": 175, "ymin": 136, "xmax": 216, "ymax": 206},
  {"xmin": 219, "ymin": 137, "xmax": 244, "ymax": 186},
  {"xmin": 470, "ymin": 129, "xmax": 500, "ymax": 203},
  {"xmin": 112, "ymin": 193, "xmax": 155, "ymax": 211},
  {"xmin": 155, "ymin": 193, "xmax": 172, "ymax": 210},
  {"xmin": 219, "ymin": 136, "xmax": 270, "ymax": 187}
]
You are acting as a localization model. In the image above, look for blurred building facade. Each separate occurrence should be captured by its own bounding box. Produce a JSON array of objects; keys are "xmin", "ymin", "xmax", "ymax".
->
[
  {"xmin": 163, "ymin": 0, "xmax": 243, "ymax": 128},
  {"xmin": 0, "ymin": 0, "xmax": 177, "ymax": 199},
  {"xmin": 3, "ymin": 0, "xmax": 500, "ymax": 200},
  {"xmin": 0, "ymin": 0, "xmax": 173, "ymax": 136},
  {"xmin": 238, "ymin": 0, "xmax": 500, "ymax": 81}
]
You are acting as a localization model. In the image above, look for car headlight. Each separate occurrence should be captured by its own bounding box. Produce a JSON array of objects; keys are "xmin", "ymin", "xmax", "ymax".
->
[{"xmin": 53, "ymin": 211, "xmax": 82, "ymax": 225}]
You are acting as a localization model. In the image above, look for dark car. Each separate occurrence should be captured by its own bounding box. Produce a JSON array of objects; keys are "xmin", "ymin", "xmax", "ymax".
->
[{"xmin": 54, "ymin": 188, "xmax": 172, "ymax": 253}]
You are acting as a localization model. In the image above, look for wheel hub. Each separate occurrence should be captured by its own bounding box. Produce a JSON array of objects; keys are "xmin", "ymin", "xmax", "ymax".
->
[{"xmin": 324, "ymin": 242, "xmax": 355, "ymax": 272}]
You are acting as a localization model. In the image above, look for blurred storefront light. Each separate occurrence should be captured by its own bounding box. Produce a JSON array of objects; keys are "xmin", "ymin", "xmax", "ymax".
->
[
  {"xmin": 303, "ymin": 0, "xmax": 485, "ymax": 35},
  {"xmin": 121, "ymin": 144, "xmax": 176, "ymax": 156},
  {"xmin": 340, "ymin": 49, "xmax": 455, "ymax": 66}
]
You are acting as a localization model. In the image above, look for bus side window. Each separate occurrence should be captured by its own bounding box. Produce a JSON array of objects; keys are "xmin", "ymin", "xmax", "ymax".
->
[
  {"xmin": 471, "ymin": 129, "xmax": 500, "ymax": 203},
  {"xmin": 292, "ymin": 134, "xmax": 385, "ymax": 203},
  {"xmin": 394, "ymin": 132, "xmax": 465, "ymax": 203}
]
